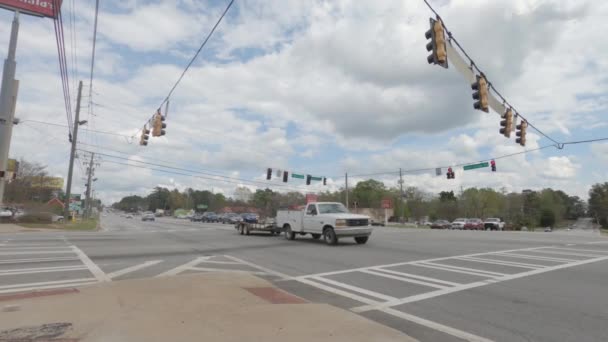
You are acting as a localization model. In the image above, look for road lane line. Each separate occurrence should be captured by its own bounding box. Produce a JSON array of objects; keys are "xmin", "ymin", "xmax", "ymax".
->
[
  {"xmin": 107, "ymin": 260, "xmax": 163, "ymax": 279},
  {"xmin": 155, "ymin": 256, "xmax": 211, "ymax": 277},
  {"xmin": 530, "ymin": 249, "xmax": 605, "ymax": 258},
  {"xmin": 0, "ymin": 278, "xmax": 97, "ymax": 290},
  {"xmin": 352, "ymin": 254, "xmax": 608, "ymax": 313},
  {"xmin": 189, "ymin": 267, "xmax": 267, "ymax": 275},
  {"xmin": 0, "ymin": 265, "xmax": 87, "ymax": 276},
  {"xmin": 546, "ymin": 247, "xmax": 608, "ymax": 254},
  {"xmin": 379, "ymin": 307, "xmax": 494, "ymax": 342},
  {"xmin": 297, "ymin": 277, "xmax": 380, "ymax": 306},
  {"xmin": 0, "ymin": 281, "xmax": 98, "ymax": 295},
  {"xmin": 408, "ymin": 263, "xmax": 498, "ymax": 278},
  {"xmin": 0, "ymin": 251, "xmax": 74, "ymax": 255},
  {"xmin": 0, "ymin": 257, "xmax": 79, "ymax": 264},
  {"xmin": 311, "ymin": 276, "xmax": 397, "ymax": 302},
  {"xmin": 198, "ymin": 260, "xmax": 240, "ymax": 265},
  {"xmin": 499, "ymin": 253, "xmax": 577, "ymax": 263},
  {"xmin": 420, "ymin": 262, "xmax": 507, "ymax": 277},
  {"xmin": 373, "ymin": 268, "xmax": 463, "ymax": 286},
  {"xmin": 455, "ymin": 256, "xmax": 543, "ymax": 269},
  {"xmin": 360, "ymin": 269, "xmax": 449, "ymax": 289},
  {"xmin": 223, "ymin": 255, "xmax": 291, "ymax": 280},
  {"xmin": 71, "ymin": 246, "xmax": 110, "ymax": 282}
]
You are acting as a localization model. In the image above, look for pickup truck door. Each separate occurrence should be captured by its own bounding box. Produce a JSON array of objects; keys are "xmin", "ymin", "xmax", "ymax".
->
[{"xmin": 303, "ymin": 204, "xmax": 322, "ymax": 234}]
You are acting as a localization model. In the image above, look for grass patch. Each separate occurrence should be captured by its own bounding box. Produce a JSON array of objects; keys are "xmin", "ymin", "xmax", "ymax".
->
[{"xmin": 18, "ymin": 219, "xmax": 98, "ymax": 231}]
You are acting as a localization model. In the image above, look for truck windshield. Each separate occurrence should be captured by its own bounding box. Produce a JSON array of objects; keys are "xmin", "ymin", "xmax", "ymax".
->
[{"xmin": 317, "ymin": 203, "xmax": 349, "ymax": 214}]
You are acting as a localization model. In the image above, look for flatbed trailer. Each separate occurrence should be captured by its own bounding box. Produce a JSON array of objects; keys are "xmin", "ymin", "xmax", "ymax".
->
[{"xmin": 235, "ymin": 221, "xmax": 282, "ymax": 235}]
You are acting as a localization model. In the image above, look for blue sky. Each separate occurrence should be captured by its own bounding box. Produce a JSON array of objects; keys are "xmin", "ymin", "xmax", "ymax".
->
[{"xmin": 1, "ymin": 0, "xmax": 607, "ymax": 203}]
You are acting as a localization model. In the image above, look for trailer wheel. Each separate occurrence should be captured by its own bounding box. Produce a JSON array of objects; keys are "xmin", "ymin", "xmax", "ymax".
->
[
  {"xmin": 284, "ymin": 225, "xmax": 296, "ymax": 240},
  {"xmin": 323, "ymin": 227, "xmax": 338, "ymax": 245},
  {"xmin": 311, "ymin": 233, "xmax": 321, "ymax": 240},
  {"xmin": 245, "ymin": 226, "xmax": 250, "ymax": 235},
  {"xmin": 354, "ymin": 236, "xmax": 368, "ymax": 244},
  {"xmin": 239, "ymin": 224, "xmax": 244, "ymax": 235}
]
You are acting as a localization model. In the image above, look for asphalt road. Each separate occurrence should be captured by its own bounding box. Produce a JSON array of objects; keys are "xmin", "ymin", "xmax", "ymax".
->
[{"xmin": 1, "ymin": 214, "xmax": 607, "ymax": 342}]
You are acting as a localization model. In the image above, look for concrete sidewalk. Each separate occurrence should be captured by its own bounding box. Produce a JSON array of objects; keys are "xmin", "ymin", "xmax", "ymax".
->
[{"xmin": 0, "ymin": 273, "xmax": 417, "ymax": 342}]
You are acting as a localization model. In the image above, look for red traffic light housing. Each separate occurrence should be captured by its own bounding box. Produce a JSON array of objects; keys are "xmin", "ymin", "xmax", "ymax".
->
[
  {"xmin": 446, "ymin": 167, "xmax": 455, "ymax": 179},
  {"xmin": 490, "ymin": 160, "xmax": 496, "ymax": 172}
]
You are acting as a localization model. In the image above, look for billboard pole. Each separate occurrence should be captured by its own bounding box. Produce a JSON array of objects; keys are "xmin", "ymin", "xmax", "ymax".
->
[{"xmin": 0, "ymin": 10, "xmax": 20, "ymax": 206}]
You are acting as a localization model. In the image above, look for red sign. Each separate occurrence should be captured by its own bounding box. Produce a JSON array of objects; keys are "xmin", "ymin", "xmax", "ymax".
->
[
  {"xmin": 381, "ymin": 199, "xmax": 393, "ymax": 209},
  {"xmin": 0, "ymin": 0, "xmax": 62, "ymax": 18},
  {"xmin": 305, "ymin": 194, "xmax": 318, "ymax": 204}
]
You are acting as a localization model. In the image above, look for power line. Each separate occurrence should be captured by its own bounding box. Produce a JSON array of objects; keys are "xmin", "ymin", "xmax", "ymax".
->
[
  {"xmin": 422, "ymin": 0, "xmax": 561, "ymax": 145},
  {"xmin": 21, "ymin": 120, "xmax": 136, "ymax": 139},
  {"xmin": 559, "ymin": 137, "xmax": 608, "ymax": 148},
  {"xmin": 52, "ymin": 0, "xmax": 74, "ymax": 139}
]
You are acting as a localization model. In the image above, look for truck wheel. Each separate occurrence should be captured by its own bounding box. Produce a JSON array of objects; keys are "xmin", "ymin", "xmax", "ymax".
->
[
  {"xmin": 323, "ymin": 228, "xmax": 338, "ymax": 245},
  {"xmin": 311, "ymin": 233, "xmax": 321, "ymax": 240},
  {"xmin": 285, "ymin": 226, "xmax": 295, "ymax": 240},
  {"xmin": 354, "ymin": 236, "xmax": 368, "ymax": 244}
]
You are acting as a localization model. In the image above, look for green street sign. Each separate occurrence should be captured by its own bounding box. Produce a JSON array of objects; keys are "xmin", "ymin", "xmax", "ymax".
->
[
  {"xmin": 291, "ymin": 173, "xmax": 305, "ymax": 179},
  {"xmin": 463, "ymin": 162, "xmax": 489, "ymax": 171},
  {"xmin": 310, "ymin": 176, "xmax": 323, "ymax": 181}
]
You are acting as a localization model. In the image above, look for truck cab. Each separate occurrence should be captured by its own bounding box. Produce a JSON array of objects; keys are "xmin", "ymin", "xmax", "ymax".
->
[{"xmin": 276, "ymin": 202, "xmax": 372, "ymax": 245}]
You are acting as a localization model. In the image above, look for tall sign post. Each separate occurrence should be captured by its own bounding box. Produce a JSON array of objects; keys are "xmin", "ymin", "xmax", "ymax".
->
[{"xmin": 0, "ymin": 1, "xmax": 62, "ymax": 206}]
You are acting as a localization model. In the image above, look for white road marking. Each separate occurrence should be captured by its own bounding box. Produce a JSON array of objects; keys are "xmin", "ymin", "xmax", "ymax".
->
[
  {"xmin": 0, "ymin": 281, "xmax": 98, "ymax": 295},
  {"xmin": 0, "ymin": 277, "xmax": 97, "ymax": 290},
  {"xmin": 455, "ymin": 256, "xmax": 543, "ymax": 269},
  {"xmin": 107, "ymin": 260, "xmax": 163, "ymax": 279},
  {"xmin": 0, "ymin": 250, "xmax": 74, "ymax": 256},
  {"xmin": 0, "ymin": 246, "xmax": 71, "ymax": 250},
  {"xmin": 352, "ymin": 253, "xmax": 608, "ymax": 312},
  {"xmin": 499, "ymin": 253, "xmax": 577, "ymax": 263},
  {"xmin": 411, "ymin": 262, "xmax": 498, "ymax": 278},
  {"xmin": 311, "ymin": 276, "xmax": 397, "ymax": 302},
  {"xmin": 297, "ymin": 277, "xmax": 380, "ymax": 306},
  {"xmin": 155, "ymin": 256, "xmax": 211, "ymax": 277},
  {"xmin": 360, "ymin": 269, "xmax": 449, "ymax": 290},
  {"xmin": 0, "ymin": 265, "xmax": 87, "ymax": 276},
  {"xmin": 198, "ymin": 260, "xmax": 240, "ymax": 265},
  {"xmin": 419, "ymin": 262, "xmax": 507, "ymax": 277},
  {"xmin": 0, "ymin": 257, "xmax": 79, "ymax": 264},
  {"xmin": 188, "ymin": 267, "xmax": 267, "ymax": 275},
  {"xmin": 223, "ymin": 255, "xmax": 291, "ymax": 280},
  {"xmin": 530, "ymin": 249, "xmax": 605, "ymax": 258},
  {"xmin": 373, "ymin": 268, "xmax": 463, "ymax": 286},
  {"xmin": 585, "ymin": 241, "xmax": 608, "ymax": 244},
  {"xmin": 71, "ymin": 245, "xmax": 110, "ymax": 282},
  {"xmin": 547, "ymin": 247, "xmax": 608, "ymax": 254},
  {"xmin": 379, "ymin": 307, "xmax": 494, "ymax": 342}
]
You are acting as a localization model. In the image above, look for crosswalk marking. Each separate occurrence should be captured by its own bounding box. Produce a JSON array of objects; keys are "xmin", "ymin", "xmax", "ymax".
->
[
  {"xmin": 311, "ymin": 276, "xmax": 397, "ymax": 302},
  {"xmin": 499, "ymin": 252, "xmax": 577, "ymax": 263},
  {"xmin": 0, "ymin": 265, "xmax": 87, "ymax": 276},
  {"xmin": 532, "ymin": 249, "xmax": 606, "ymax": 258},
  {"xmin": 0, "ymin": 256, "xmax": 79, "ymax": 264},
  {"xmin": 455, "ymin": 256, "xmax": 543, "ymax": 269},
  {"xmin": 360, "ymin": 269, "xmax": 449, "ymax": 289},
  {"xmin": 419, "ymin": 262, "xmax": 507, "ymax": 277},
  {"xmin": 549, "ymin": 247, "xmax": 608, "ymax": 254},
  {"xmin": 373, "ymin": 268, "xmax": 463, "ymax": 286},
  {"xmin": 411, "ymin": 262, "xmax": 498, "ymax": 278},
  {"xmin": 107, "ymin": 260, "xmax": 163, "ymax": 279}
]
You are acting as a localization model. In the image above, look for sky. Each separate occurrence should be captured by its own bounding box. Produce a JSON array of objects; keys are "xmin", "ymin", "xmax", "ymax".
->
[{"xmin": 0, "ymin": 0, "xmax": 607, "ymax": 204}]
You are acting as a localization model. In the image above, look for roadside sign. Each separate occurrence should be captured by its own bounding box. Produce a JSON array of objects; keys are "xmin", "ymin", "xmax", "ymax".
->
[
  {"xmin": 305, "ymin": 194, "xmax": 318, "ymax": 204},
  {"xmin": 310, "ymin": 176, "xmax": 323, "ymax": 181},
  {"xmin": 0, "ymin": 0, "xmax": 62, "ymax": 18},
  {"xmin": 381, "ymin": 199, "xmax": 393, "ymax": 209},
  {"xmin": 291, "ymin": 173, "xmax": 305, "ymax": 179},
  {"xmin": 463, "ymin": 162, "xmax": 489, "ymax": 171}
]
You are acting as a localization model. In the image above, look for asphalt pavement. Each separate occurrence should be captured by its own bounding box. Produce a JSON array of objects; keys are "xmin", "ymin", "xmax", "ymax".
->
[{"xmin": 1, "ymin": 214, "xmax": 607, "ymax": 342}]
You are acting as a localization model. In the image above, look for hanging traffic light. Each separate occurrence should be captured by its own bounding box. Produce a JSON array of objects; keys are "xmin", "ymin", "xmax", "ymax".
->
[
  {"xmin": 446, "ymin": 167, "xmax": 455, "ymax": 179},
  {"xmin": 471, "ymin": 75, "xmax": 489, "ymax": 112},
  {"xmin": 139, "ymin": 126, "xmax": 150, "ymax": 146},
  {"xmin": 500, "ymin": 109, "xmax": 513, "ymax": 138},
  {"xmin": 491, "ymin": 160, "xmax": 496, "ymax": 172},
  {"xmin": 283, "ymin": 171, "xmax": 288, "ymax": 183},
  {"xmin": 425, "ymin": 18, "xmax": 448, "ymax": 68},
  {"xmin": 516, "ymin": 120, "xmax": 528, "ymax": 146},
  {"xmin": 323, "ymin": 177, "xmax": 327, "ymax": 186},
  {"xmin": 152, "ymin": 112, "xmax": 166, "ymax": 137},
  {"xmin": 266, "ymin": 168, "xmax": 272, "ymax": 180},
  {"xmin": 306, "ymin": 175, "xmax": 312, "ymax": 185}
]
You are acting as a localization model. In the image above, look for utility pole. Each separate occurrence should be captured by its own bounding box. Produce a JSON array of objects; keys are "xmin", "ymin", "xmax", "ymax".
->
[
  {"xmin": 345, "ymin": 173, "xmax": 349, "ymax": 210},
  {"xmin": 64, "ymin": 81, "xmax": 83, "ymax": 219},
  {"xmin": 84, "ymin": 153, "xmax": 95, "ymax": 219},
  {"xmin": 0, "ymin": 12, "xmax": 20, "ymax": 206},
  {"xmin": 399, "ymin": 168, "xmax": 404, "ymax": 223}
]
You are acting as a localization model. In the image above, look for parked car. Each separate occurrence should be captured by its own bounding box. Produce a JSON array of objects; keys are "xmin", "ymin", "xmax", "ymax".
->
[
  {"xmin": 142, "ymin": 213, "xmax": 155, "ymax": 222},
  {"xmin": 220, "ymin": 213, "xmax": 238, "ymax": 224},
  {"xmin": 451, "ymin": 218, "xmax": 467, "ymax": 230},
  {"xmin": 241, "ymin": 213, "xmax": 259, "ymax": 224},
  {"xmin": 484, "ymin": 218, "xmax": 505, "ymax": 231},
  {"xmin": 204, "ymin": 212, "xmax": 219, "ymax": 223},
  {"xmin": 464, "ymin": 218, "xmax": 484, "ymax": 230},
  {"xmin": 126, "ymin": 214, "xmax": 133, "ymax": 219},
  {"xmin": 430, "ymin": 220, "xmax": 451, "ymax": 229},
  {"xmin": 190, "ymin": 213, "xmax": 205, "ymax": 222},
  {"xmin": 228, "ymin": 214, "xmax": 243, "ymax": 224}
]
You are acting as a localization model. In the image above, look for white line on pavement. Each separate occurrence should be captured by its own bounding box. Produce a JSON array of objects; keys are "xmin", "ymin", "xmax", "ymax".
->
[
  {"xmin": 360, "ymin": 269, "xmax": 449, "ymax": 290},
  {"xmin": 419, "ymin": 262, "xmax": 508, "ymax": 277},
  {"xmin": 155, "ymin": 256, "xmax": 211, "ymax": 277},
  {"xmin": 223, "ymin": 255, "xmax": 291, "ymax": 280},
  {"xmin": 297, "ymin": 277, "xmax": 380, "ymax": 306},
  {"xmin": 455, "ymin": 256, "xmax": 543, "ymax": 269},
  {"xmin": 0, "ymin": 281, "xmax": 98, "ymax": 295},
  {"xmin": 0, "ymin": 246, "xmax": 71, "ymax": 250},
  {"xmin": 410, "ymin": 262, "xmax": 497, "ymax": 278},
  {"xmin": 0, "ymin": 265, "xmax": 87, "ymax": 276},
  {"xmin": 188, "ymin": 267, "xmax": 267, "ymax": 275},
  {"xmin": 530, "ymin": 249, "xmax": 605, "ymax": 258},
  {"xmin": 546, "ymin": 247, "xmax": 608, "ymax": 254},
  {"xmin": 71, "ymin": 245, "xmax": 110, "ymax": 282},
  {"xmin": 380, "ymin": 307, "xmax": 494, "ymax": 342},
  {"xmin": 311, "ymin": 276, "xmax": 397, "ymax": 302},
  {"xmin": 499, "ymin": 253, "xmax": 577, "ymax": 263},
  {"xmin": 373, "ymin": 268, "xmax": 463, "ymax": 286},
  {"xmin": 0, "ymin": 277, "xmax": 97, "ymax": 290},
  {"xmin": 0, "ymin": 251, "xmax": 74, "ymax": 256},
  {"xmin": 0, "ymin": 257, "xmax": 79, "ymax": 264},
  {"xmin": 107, "ymin": 260, "xmax": 163, "ymax": 279},
  {"xmin": 198, "ymin": 260, "xmax": 240, "ymax": 265}
]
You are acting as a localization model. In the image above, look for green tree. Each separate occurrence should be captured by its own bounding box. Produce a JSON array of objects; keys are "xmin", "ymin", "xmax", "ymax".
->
[
  {"xmin": 352, "ymin": 179, "xmax": 387, "ymax": 208},
  {"xmin": 589, "ymin": 183, "xmax": 608, "ymax": 227},
  {"xmin": 540, "ymin": 208, "xmax": 556, "ymax": 227}
]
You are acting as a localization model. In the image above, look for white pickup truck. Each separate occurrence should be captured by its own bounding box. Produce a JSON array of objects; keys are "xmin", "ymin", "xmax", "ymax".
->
[
  {"xmin": 483, "ymin": 218, "xmax": 505, "ymax": 231},
  {"xmin": 276, "ymin": 202, "xmax": 373, "ymax": 245}
]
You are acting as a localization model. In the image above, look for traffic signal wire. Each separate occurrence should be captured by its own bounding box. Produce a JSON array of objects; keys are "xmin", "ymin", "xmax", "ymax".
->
[
  {"xmin": 21, "ymin": 120, "xmax": 137, "ymax": 140},
  {"xmin": 133, "ymin": 0, "xmax": 236, "ymax": 137},
  {"xmin": 52, "ymin": 0, "xmax": 74, "ymax": 139},
  {"xmin": 422, "ymin": 0, "xmax": 561, "ymax": 145}
]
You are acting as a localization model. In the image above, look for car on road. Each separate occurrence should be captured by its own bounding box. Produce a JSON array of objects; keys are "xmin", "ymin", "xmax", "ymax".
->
[
  {"xmin": 228, "ymin": 214, "xmax": 243, "ymax": 224},
  {"xmin": 241, "ymin": 213, "xmax": 259, "ymax": 224},
  {"xmin": 430, "ymin": 220, "xmax": 451, "ymax": 229},
  {"xmin": 451, "ymin": 218, "xmax": 467, "ymax": 229},
  {"xmin": 203, "ymin": 212, "xmax": 219, "ymax": 223},
  {"xmin": 464, "ymin": 218, "xmax": 484, "ymax": 230},
  {"xmin": 126, "ymin": 214, "xmax": 133, "ymax": 219},
  {"xmin": 190, "ymin": 213, "xmax": 205, "ymax": 222},
  {"xmin": 484, "ymin": 218, "xmax": 505, "ymax": 231},
  {"xmin": 219, "ymin": 213, "xmax": 238, "ymax": 224},
  {"xmin": 142, "ymin": 213, "xmax": 155, "ymax": 222}
]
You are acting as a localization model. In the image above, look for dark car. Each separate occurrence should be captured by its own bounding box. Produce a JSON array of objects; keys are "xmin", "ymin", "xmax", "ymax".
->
[
  {"xmin": 430, "ymin": 220, "xmax": 451, "ymax": 229},
  {"xmin": 241, "ymin": 213, "xmax": 259, "ymax": 224},
  {"xmin": 464, "ymin": 218, "xmax": 484, "ymax": 230},
  {"xmin": 190, "ymin": 213, "xmax": 204, "ymax": 222},
  {"xmin": 205, "ymin": 213, "xmax": 219, "ymax": 223},
  {"xmin": 228, "ymin": 214, "xmax": 243, "ymax": 224},
  {"xmin": 220, "ymin": 213, "xmax": 238, "ymax": 224}
]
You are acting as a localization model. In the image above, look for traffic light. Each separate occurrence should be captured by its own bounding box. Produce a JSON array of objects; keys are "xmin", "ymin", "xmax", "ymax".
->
[
  {"xmin": 139, "ymin": 126, "xmax": 150, "ymax": 146},
  {"xmin": 446, "ymin": 167, "xmax": 455, "ymax": 179},
  {"xmin": 306, "ymin": 175, "xmax": 311, "ymax": 185},
  {"xmin": 282, "ymin": 171, "xmax": 288, "ymax": 183},
  {"xmin": 491, "ymin": 160, "xmax": 496, "ymax": 172},
  {"xmin": 516, "ymin": 120, "xmax": 528, "ymax": 146},
  {"xmin": 425, "ymin": 18, "xmax": 448, "ymax": 68},
  {"xmin": 323, "ymin": 177, "xmax": 327, "ymax": 186},
  {"xmin": 500, "ymin": 109, "xmax": 513, "ymax": 138},
  {"xmin": 266, "ymin": 168, "xmax": 272, "ymax": 180},
  {"xmin": 471, "ymin": 75, "xmax": 489, "ymax": 112},
  {"xmin": 152, "ymin": 112, "xmax": 166, "ymax": 137}
]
